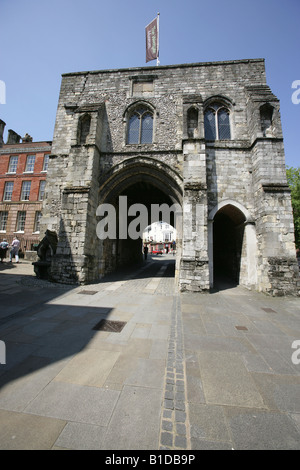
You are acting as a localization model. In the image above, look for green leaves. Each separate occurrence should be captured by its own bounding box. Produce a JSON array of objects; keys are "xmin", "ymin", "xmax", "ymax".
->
[{"xmin": 286, "ymin": 166, "xmax": 300, "ymax": 249}]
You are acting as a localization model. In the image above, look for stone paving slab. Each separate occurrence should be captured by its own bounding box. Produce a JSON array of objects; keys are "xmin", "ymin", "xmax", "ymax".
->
[
  {"xmin": 124, "ymin": 357, "xmax": 166, "ymax": 389},
  {"xmin": 181, "ymin": 287, "xmax": 300, "ymax": 450},
  {"xmin": 197, "ymin": 350, "xmax": 266, "ymax": 408},
  {"xmin": 0, "ymin": 409, "xmax": 66, "ymax": 450},
  {"xmin": 224, "ymin": 407, "xmax": 300, "ymax": 450},
  {"xmin": 54, "ymin": 421, "xmax": 107, "ymax": 450},
  {"xmin": 0, "ymin": 357, "xmax": 69, "ymax": 412},
  {"xmin": 24, "ymin": 381, "xmax": 120, "ymax": 426},
  {"xmin": 53, "ymin": 348, "xmax": 121, "ymax": 387},
  {"xmin": 102, "ymin": 385, "xmax": 162, "ymax": 450},
  {"xmin": 0, "ymin": 259, "xmax": 299, "ymax": 450}
]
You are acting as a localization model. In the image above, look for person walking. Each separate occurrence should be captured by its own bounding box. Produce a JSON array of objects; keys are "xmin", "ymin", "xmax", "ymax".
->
[
  {"xmin": 0, "ymin": 239, "xmax": 9, "ymax": 262},
  {"xmin": 10, "ymin": 237, "xmax": 20, "ymax": 263},
  {"xmin": 143, "ymin": 245, "xmax": 148, "ymax": 260}
]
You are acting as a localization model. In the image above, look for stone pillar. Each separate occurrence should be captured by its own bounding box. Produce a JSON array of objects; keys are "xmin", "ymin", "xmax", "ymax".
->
[
  {"xmin": 49, "ymin": 185, "xmax": 91, "ymax": 284},
  {"xmin": 40, "ymin": 100, "xmax": 104, "ymax": 285},
  {"xmin": 240, "ymin": 221, "xmax": 258, "ymax": 288},
  {"xmin": 179, "ymin": 139, "xmax": 209, "ymax": 291},
  {"xmin": 255, "ymin": 180, "xmax": 299, "ymax": 295},
  {"xmin": 247, "ymin": 85, "xmax": 299, "ymax": 295}
]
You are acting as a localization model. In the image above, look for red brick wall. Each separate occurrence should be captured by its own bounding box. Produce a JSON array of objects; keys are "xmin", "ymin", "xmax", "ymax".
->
[
  {"xmin": 0, "ymin": 152, "xmax": 49, "ymax": 201},
  {"xmin": 0, "ymin": 142, "xmax": 51, "ymax": 248}
]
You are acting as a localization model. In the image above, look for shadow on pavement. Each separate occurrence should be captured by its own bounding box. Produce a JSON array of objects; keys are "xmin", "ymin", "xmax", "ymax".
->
[
  {"xmin": 0, "ymin": 269, "xmax": 113, "ymax": 391},
  {"xmin": 0, "ymin": 256, "xmax": 175, "ymax": 392},
  {"xmin": 95, "ymin": 255, "xmax": 175, "ymax": 283},
  {"xmin": 210, "ymin": 275, "xmax": 239, "ymax": 293}
]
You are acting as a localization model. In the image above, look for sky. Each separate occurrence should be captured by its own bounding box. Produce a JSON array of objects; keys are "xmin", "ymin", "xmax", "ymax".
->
[{"xmin": 0, "ymin": 0, "xmax": 299, "ymax": 168}]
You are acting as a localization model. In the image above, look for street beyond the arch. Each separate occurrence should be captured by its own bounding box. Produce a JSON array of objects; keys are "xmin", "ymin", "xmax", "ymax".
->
[{"xmin": 0, "ymin": 255, "xmax": 299, "ymax": 450}]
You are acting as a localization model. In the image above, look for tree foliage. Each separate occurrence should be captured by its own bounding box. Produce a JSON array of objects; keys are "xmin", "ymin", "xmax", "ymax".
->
[{"xmin": 286, "ymin": 166, "xmax": 300, "ymax": 249}]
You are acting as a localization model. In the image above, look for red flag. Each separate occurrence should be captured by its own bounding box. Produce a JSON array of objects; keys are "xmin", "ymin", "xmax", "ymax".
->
[{"xmin": 145, "ymin": 17, "xmax": 158, "ymax": 63}]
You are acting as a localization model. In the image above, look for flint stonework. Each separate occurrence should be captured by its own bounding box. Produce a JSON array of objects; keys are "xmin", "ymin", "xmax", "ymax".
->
[{"xmin": 40, "ymin": 59, "xmax": 299, "ymax": 295}]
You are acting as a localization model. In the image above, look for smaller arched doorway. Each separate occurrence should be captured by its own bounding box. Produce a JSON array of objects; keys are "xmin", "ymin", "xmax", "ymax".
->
[
  {"xmin": 213, "ymin": 205, "xmax": 246, "ymax": 285},
  {"xmin": 208, "ymin": 201, "xmax": 257, "ymax": 289}
]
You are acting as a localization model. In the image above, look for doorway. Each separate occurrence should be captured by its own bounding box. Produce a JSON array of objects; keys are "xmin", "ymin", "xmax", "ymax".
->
[
  {"xmin": 213, "ymin": 204, "xmax": 246, "ymax": 286},
  {"xmin": 97, "ymin": 158, "xmax": 183, "ymax": 280}
]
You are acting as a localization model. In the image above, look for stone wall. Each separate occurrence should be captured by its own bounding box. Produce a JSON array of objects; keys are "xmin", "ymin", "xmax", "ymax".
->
[{"xmin": 40, "ymin": 59, "xmax": 299, "ymax": 295}]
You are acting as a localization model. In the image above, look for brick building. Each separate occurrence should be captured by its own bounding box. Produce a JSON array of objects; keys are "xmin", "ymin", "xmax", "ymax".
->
[
  {"xmin": 40, "ymin": 59, "xmax": 299, "ymax": 294},
  {"xmin": 0, "ymin": 119, "xmax": 51, "ymax": 255}
]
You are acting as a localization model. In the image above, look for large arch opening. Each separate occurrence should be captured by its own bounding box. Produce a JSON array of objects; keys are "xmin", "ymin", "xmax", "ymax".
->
[
  {"xmin": 213, "ymin": 204, "xmax": 246, "ymax": 287},
  {"xmin": 116, "ymin": 180, "xmax": 176, "ymax": 268},
  {"xmin": 96, "ymin": 157, "xmax": 183, "ymax": 280}
]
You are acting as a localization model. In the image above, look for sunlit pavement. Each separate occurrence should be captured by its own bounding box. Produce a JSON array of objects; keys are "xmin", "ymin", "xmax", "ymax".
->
[{"xmin": 0, "ymin": 258, "xmax": 299, "ymax": 450}]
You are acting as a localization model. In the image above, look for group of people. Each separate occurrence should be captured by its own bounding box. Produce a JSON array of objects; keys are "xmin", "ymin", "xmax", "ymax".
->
[{"xmin": 0, "ymin": 237, "xmax": 21, "ymax": 263}]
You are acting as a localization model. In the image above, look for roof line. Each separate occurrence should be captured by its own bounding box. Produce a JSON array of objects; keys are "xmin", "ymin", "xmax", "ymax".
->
[{"xmin": 62, "ymin": 58, "xmax": 265, "ymax": 77}]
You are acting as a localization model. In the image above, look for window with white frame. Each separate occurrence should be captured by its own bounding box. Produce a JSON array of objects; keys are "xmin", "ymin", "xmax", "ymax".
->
[
  {"xmin": 0, "ymin": 211, "xmax": 8, "ymax": 231},
  {"xmin": 34, "ymin": 211, "xmax": 42, "ymax": 232},
  {"xmin": 21, "ymin": 181, "xmax": 31, "ymax": 201},
  {"xmin": 16, "ymin": 211, "xmax": 26, "ymax": 231},
  {"xmin": 25, "ymin": 155, "xmax": 35, "ymax": 172},
  {"xmin": 42, "ymin": 154, "xmax": 49, "ymax": 171},
  {"xmin": 204, "ymin": 103, "xmax": 231, "ymax": 140},
  {"xmin": 127, "ymin": 106, "xmax": 153, "ymax": 144},
  {"xmin": 38, "ymin": 180, "xmax": 46, "ymax": 200},
  {"xmin": 3, "ymin": 181, "xmax": 13, "ymax": 201},
  {"xmin": 8, "ymin": 156, "xmax": 18, "ymax": 173}
]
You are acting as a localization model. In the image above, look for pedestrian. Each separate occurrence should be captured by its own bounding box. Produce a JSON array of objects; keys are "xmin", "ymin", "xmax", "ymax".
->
[
  {"xmin": 10, "ymin": 237, "xmax": 20, "ymax": 263},
  {"xmin": 0, "ymin": 239, "xmax": 9, "ymax": 263},
  {"xmin": 143, "ymin": 245, "xmax": 148, "ymax": 260},
  {"xmin": 172, "ymin": 241, "xmax": 176, "ymax": 256}
]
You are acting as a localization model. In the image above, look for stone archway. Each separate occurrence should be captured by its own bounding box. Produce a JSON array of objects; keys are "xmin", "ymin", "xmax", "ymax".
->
[
  {"xmin": 208, "ymin": 200, "xmax": 258, "ymax": 289},
  {"xmin": 96, "ymin": 157, "xmax": 183, "ymax": 280}
]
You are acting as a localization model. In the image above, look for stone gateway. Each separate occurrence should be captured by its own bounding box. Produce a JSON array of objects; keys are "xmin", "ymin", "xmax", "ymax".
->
[{"xmin": 40, "ymin": 59, "xmax": 299, "ymax": 295}]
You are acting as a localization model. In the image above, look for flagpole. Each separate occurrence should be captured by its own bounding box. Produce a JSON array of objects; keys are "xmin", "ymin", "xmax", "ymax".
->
[{"xmin": 157, "ymin": 12, "xmax": 160, "ymax": 66}]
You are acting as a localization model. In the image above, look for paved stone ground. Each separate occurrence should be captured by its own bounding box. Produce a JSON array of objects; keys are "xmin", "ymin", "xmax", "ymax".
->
[
  {"xmin": 0, "ymin": 257, "xmax": 299, "ymax": 450},
  {"xmin": 181, "ymin": 284, "xmax": 300, "ymax": 450}
]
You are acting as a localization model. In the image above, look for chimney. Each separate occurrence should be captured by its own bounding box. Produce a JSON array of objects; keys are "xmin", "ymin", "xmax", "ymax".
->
[
  {"xmin": 7, "ymin": 129, "xmax": 21, "ymax": 144},
  {"xmin": 22, "ymin": 133, "xmax": 33, "ymax": 142},
  {"xmin": 0, "ymin": 119, "xmax": 6, "ymax": 145}
]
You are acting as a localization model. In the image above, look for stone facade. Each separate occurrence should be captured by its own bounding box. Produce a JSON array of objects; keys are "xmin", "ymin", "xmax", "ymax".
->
[{"xmin": 40, "ymin": 59, "xmax": 299, "ymax": 295}]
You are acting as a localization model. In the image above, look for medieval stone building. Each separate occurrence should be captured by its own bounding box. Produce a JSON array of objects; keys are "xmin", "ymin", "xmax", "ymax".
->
[{"xmin": 40, "ymin": 58, "xmax": 299, "ymax": 295}]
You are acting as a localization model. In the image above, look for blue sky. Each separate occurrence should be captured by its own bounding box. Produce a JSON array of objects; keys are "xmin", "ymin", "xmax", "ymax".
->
[{"xmin": 0, "ymin": 0, "xmax": 299, "ymax": 167}]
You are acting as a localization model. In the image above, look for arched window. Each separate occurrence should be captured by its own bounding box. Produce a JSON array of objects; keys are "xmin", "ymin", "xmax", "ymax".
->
[
  {"xmin": 204, "ymin": 104, "xmax": 231, "ymax": 140},
  {"xmin": 127, "ymin": 106, "xmax": 153, "ymax": 144}
]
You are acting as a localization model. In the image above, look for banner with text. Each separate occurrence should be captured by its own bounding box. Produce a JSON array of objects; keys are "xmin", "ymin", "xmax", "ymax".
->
[{"xmin": 146, "ymin": 17, "xmax": 158, "ymax": 63}]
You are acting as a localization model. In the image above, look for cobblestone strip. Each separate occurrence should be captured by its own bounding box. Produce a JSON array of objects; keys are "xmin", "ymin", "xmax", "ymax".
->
[{"xmin": 159, "ymin": 295, "xmax": 191, "ymax": 450}]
